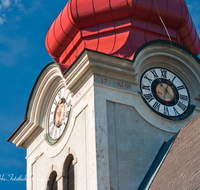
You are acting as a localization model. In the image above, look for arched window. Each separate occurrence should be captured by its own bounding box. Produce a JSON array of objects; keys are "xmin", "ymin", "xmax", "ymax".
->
[
  {"xmin": 47, "ymin": 171, "xmax": 57, "ymax": 190},
  {"xmin": 63, "ymin": 154, "xmax": 74, "ymax": 190}
]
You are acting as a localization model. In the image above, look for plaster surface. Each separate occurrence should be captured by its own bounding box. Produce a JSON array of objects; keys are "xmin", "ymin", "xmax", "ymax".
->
[{"xmin": 107, "ymin": 102, "xmax": 174, "ymax": 190}]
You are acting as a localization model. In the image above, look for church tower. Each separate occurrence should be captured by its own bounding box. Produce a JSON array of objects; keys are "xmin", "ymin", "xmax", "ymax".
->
[{"xmin": 8, "ymin": 0, "xmax": 200, "ymax": 190}]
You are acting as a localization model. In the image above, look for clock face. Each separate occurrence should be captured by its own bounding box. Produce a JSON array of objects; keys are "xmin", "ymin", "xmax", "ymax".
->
[
  {"xmin": 48, "ymin": 87, "xmax": 71, "ymax": 142},
  {"xmin": 140, "ymin": 68, "xmax": 190, "ymax": 119}
]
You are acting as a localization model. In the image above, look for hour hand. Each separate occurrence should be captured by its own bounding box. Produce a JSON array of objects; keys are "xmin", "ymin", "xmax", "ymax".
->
[{"xmin": 163, "ymin": 85, "xmax": 169, "ymax": 99}]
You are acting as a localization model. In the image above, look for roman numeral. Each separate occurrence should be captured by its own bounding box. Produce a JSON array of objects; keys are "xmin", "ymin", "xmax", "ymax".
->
[
  {"xmin": 177, "ymin": 85, "xmax": 185, "ymax": 91},
  {"xmin": 150, "ymin": 70, "xmax": 158, "ymax": 79},
  {"xmin": 144, "ymin": 74, "xmax": 153, "ymax": 83},
  {"xmin": 152, "ymin": 101, "xmax": 160, "ymax": 112},
  {"xmin": 164, "ymin": 106, "xmax": 169, "ymax": 116},
  {"xmin": 58, "ymin": 128, "xmax": 61, "ymax": 138},
  {"xmin": 65, "ymin": 111, "xmax": 70, "ymax": 118},
  {"xmin": 177, "ymin": 101, "xmax": 187, "ymax": 111},
  {"xmin": 58, "ymin": 91, "xmax": 61, "ymax": 99},
  {"xmin": 54, "ymin": 130, "xmax": 57, "ymax": 139},
  {"xmin": 171, "ymin": 76, "xmax": 176, "ymax": 83},
  {"xmin": 143, "ymin": 93, "xmax": 154, "ymax": 102},
  {"xmin": 67, "ymin": 100, "xmax": 71, "ymax": 107},
  {"xmin": 49, "ymin": 121, "xmax": 53, "ymax": 126},
  {"xmin": 173, "ymin": 107, "xmax": 179, "ymax": 116},
  {"xmin": 141, "ymin": 84, "xmax": 151, "ymax": 91},
  {"xmin": 160, "ymin": 69, "xmax": 167, "ymax": 78},
  {"xmin": 49, "ymin": 126, "xmax": 54, "ymax": 136},
  {"xmin": 53, "ymin": 99, "xmax": 57, "ymax": 105},
  {"xmin": 180, "ymin": 94, "xmax": 188, "ymax": 101}
]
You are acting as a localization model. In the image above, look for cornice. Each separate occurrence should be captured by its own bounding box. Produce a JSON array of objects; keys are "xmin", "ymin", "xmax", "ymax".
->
[{"xmin": 7, "ymin": 63, "xmax": 63, "ymax": 147}]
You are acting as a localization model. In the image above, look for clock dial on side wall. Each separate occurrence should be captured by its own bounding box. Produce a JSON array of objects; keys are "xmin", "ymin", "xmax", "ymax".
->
[
  {"xmin": 45, "ymin": 87, "xmax": 71, "ymax": 145},
  {"xmin": 140, "ymin": 68, "xmax": 194, "ymax": 121}
]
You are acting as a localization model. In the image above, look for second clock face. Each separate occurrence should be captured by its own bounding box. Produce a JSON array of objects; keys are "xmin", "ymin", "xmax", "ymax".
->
[
  {"xmin": 48, "ymin": 87, "xmax": 71, "ymax": 141},
  {"xmin": 140, "ymin": 68, "xmax": 190, "ymax": 119}
]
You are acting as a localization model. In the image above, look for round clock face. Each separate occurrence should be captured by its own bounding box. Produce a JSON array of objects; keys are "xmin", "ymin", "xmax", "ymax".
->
[
  {"xmin": 48, "ymin": 87, "xmax": 71, "ymax": 141},
  {"xmin": 140, "ymin": 68, "xmax": 190, "ymax": 119}
]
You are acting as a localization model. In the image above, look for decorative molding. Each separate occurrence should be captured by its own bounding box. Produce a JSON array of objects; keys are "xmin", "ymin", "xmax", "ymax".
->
[
  {"xmin": 8, "ymin": 45, "xmax": 200, "ymax": 147},
  {"xmin": 8, "ymin": 63, "xmax": 65, "ymax": 148}
]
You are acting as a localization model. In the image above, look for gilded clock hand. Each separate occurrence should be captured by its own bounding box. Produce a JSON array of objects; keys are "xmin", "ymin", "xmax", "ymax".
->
[
  {"xmin": 57, "ymin": 110, "xmax": 61, "ymax": 116},
  {"xmin": 59, "ymin": 98, "xmax": 62, "ymax": 104}
]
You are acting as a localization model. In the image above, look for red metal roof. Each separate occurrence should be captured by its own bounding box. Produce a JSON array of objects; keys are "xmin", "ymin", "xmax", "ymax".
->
[{"xmin": 45, "ymin": 0, "xmax": 200, "ymax": 73}]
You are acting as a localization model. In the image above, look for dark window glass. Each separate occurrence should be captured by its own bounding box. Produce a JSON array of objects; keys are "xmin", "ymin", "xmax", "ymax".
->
[
  {"xmin": 68, "ymin": 160, "xmax": 74, "ymax": 190},
  {"xmin": 47, "ymin": 171, "xmax": 57, "ymax": 190},
  {"xmin": 63, "ymin": 154, "xmax": 74, "ymax": 190},
  {"xmin": 52, "ymin": 175, "xmax": 57, "ymax": 190}
]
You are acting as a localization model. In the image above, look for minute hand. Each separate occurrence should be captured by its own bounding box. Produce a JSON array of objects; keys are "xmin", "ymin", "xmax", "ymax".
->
[
  {"xmin": 163, "ymin": 85, "xmax": 168, "ymax": 99},
  {"xmin": 164, "ymin": 86, "xmax": 173, "ymax": 100}
]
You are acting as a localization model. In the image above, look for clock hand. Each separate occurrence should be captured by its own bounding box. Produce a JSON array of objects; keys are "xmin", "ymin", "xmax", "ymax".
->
[
  {"xmin": 164, "ymin": 89, "xmax": 167, "ymax": 99},
  {"xmin": 159, "ymin": 83, "xmax": 167, "ymax": 99},
  {"xmin": 166, "ymin": 85, "xmax": 169, "ymax": 91},
  {"xmin": 165, "ymin": 80, "xmax": 175, "ymax": 99},
  {"xmin": 160, "ymin": 83, "xmax": 173, "ymax": 100},
  {"xmin": 57, "ymin": 110, "xmax": 61, "ymax": 116},
  {"xmin": 163, "ymin": 85, "xmax": 169, "ymax": 100},
  {"xmin": 59, "ymin": 98, "xmax": 62, "ymax": 104},
  {"xmin": 165, "ymin": 88, "xmax": 173, "ymax": 99}
]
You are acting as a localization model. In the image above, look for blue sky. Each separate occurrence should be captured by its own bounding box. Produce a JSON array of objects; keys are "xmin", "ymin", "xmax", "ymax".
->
[{"xmin": 0, "ymin": 0, "xmax": 199, "ymax": 189}]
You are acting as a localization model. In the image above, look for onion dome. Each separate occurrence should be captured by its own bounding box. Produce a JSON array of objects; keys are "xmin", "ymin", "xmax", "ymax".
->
[{"xmin": 45, "ymin": 0, "xmax": 200, "ymax": 73}]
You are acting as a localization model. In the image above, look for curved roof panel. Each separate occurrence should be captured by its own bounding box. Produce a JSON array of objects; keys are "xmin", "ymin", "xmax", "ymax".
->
[{"xmin": 45, "ymin": 0, "xmax": 200, "ymax": 73}]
